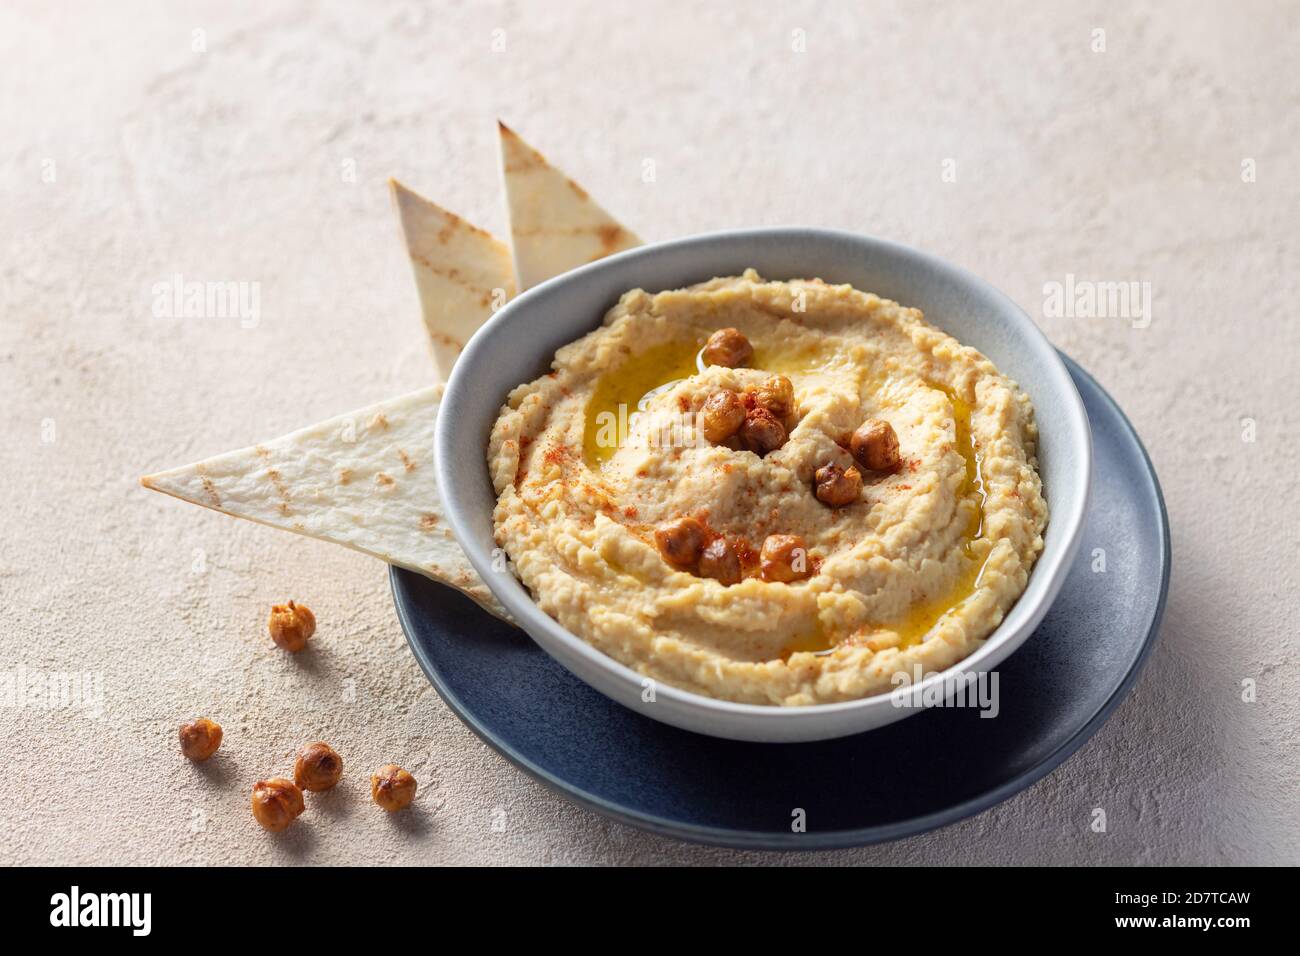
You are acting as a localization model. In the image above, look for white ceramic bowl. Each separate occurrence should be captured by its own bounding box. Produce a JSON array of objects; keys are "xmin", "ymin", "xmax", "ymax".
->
[{"xmin": 436, "ymin": 228, "xmax": 1091, "ymax": 742}]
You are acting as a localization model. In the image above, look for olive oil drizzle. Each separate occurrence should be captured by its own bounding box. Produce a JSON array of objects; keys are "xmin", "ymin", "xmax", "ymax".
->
[
  {"xmin": 883, "ymin": 383, "xmax": 990, "ymax": 648},
  {"xmin": 582, "ymin": 340, "xmax": 703, "ymax": 467}
]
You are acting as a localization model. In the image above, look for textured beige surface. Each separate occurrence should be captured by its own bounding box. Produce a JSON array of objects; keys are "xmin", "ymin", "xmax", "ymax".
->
[{"xmin": 1, "ymin": 0, "xmax": 1296, "ymax": 865}]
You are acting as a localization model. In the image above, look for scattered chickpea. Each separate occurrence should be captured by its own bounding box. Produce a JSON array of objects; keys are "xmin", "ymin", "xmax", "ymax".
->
[
  {"xmin": 699, "ymin": 389, "xmax": 746, "ymax": 443},
  {"xmin": 371, "ymin": 765, "xmax": 417, "ymax": 812},
  {"xmin": 814, "ymin": 463, "xmax": 863, "ymax": 508},
  {"xmin": 760, "ymin": 534, "xmax": 812, "ymax": 583},
  {"xmin": 753, "ymin": 375, "xmax": 795, "ymax": 422},
  {"xmin": 178, "ymin": 717, "xmax": 223, "ymax": 762},
  {"xmin": 294, "ymin": 741, "xmax": 343, "ymax": 792},
  {"xmin": 698, "ymin": 537, "xmax": 742, "ymax": 585},
  {"xmin": 701, "ymin": 328, "xmax": 753, "ymax": 368},
  {"xmin": 251, "ymin": 777, "xmax": 305, "ymax": 832},
  {"xmin": 268, "ymin": 600, "xmax": 316, "ymax": 652},
  {"xmin": 654, "ymin": 516, "xmax": 705, "ymax": 569},
  {"xmin": 740, "ymin": 407, "xmax": 788, "ymax": 456},
  {"xmin": 850, "ymin": 419, "xmax": 901, "ymax": 472}
]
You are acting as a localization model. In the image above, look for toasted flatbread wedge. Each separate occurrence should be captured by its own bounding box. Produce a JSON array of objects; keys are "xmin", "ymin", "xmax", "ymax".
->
[
  {"xmin": 390, "ymin": 180, "xmax": 516, "ymax": 380},
  {"xmin": 497, "ymin": 121, "xmax": 641, "ymax": 290},
  {"xmin": 141, "ymin": 386, "xmax": 509, "ymax": 620}
]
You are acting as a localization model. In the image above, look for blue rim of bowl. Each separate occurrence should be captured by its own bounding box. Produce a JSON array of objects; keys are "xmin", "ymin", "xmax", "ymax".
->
[
  {"xmin": 396, "ymin": 356, "xmax": 1170, "ymax": 849},
  {"xmin": 435, "ymin": 227, "xmax": 1094, "ymax": 731}
]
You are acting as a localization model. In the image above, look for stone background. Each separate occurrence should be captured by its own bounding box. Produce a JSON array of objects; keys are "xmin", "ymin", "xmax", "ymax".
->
[{"xmin": 1, "ymin": 0, "xmax": 1296, "ymax": 865}]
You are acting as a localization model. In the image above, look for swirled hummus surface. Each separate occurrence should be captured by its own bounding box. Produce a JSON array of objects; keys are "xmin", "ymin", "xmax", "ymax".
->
[{"xmin": 487, "ymin": 270, "xmax": 1047, "ymax": 705}]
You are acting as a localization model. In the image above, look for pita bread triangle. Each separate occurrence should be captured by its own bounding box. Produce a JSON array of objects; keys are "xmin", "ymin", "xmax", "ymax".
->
[
  {"xmin": 389, "ymin": 179, "xmax": 516, "ymax": 380},
  {"xmin": 141, "ymin": 386, "xmax": 509, "ymax": 621},
  {"xmin": 497, "ymin": 121, "xmax": 641, "ymax": 290}
]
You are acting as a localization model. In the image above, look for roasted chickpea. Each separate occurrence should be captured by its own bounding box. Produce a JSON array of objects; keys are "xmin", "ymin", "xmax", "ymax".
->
[
  {"xmin": 654, "ymin": 516, "xmax": 705, "ymax": 569},
  {"xmin": 753, "ymin": 375, "xmax": 795, "ymax": 421},
  {"xmin": 760, "ymin": 534, "xmax": 812, "ymax": 583},
  {"xmin": 740, "ymin": 407, "xmax": 787, "ymax": 456},
  {"xmin": 294, "ymin": 741, "xmax": 343, "ymax": 792},
  {"xmin": 371, "ymin": 765, "xmax": 417, "ymax": 812},
  {"xmin": 814, "ymin": 463, "xmax": 863, "ymax": 508},
  {"xmin": 698, "ymin": 537, "xmax": 742, "ymax": 585},
  {"xmin": 251, "ymin": 777, "xmax": 305, "ymax": 832},
  {"xmin": 699, "ymin": 390, "xmax": 746, "ymax": 444},
  {"xmin": 701, "ymin": 328, "xmax": 753, "ymax": 368},
  {"xmin": 268, "ymin": 600, "xmax": 315, "ymax": 652},
  {"xmin": 178, "ymin": 717, "xmax": 222, "ymax": 762},
  {"xmin": 850, "ymin": 419, "xmax": 901, "ymax": 472}
]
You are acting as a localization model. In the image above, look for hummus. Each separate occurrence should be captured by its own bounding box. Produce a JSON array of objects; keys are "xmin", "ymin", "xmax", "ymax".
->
[{"xmin": 487, "ymin": 270, "xmax": 1047, "ymax": 705}]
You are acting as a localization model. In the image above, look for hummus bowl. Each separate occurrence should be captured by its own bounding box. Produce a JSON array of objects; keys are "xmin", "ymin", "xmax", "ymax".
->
[{"xmin": 436, "ymin": 228, "xmax": 1091, "ymax": 742}]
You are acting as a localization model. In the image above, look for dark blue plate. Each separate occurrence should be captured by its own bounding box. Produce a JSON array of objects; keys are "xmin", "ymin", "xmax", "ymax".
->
[{"xmin": 391, "ymin": 355, "xmax": 1169, "ymax": 849}]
